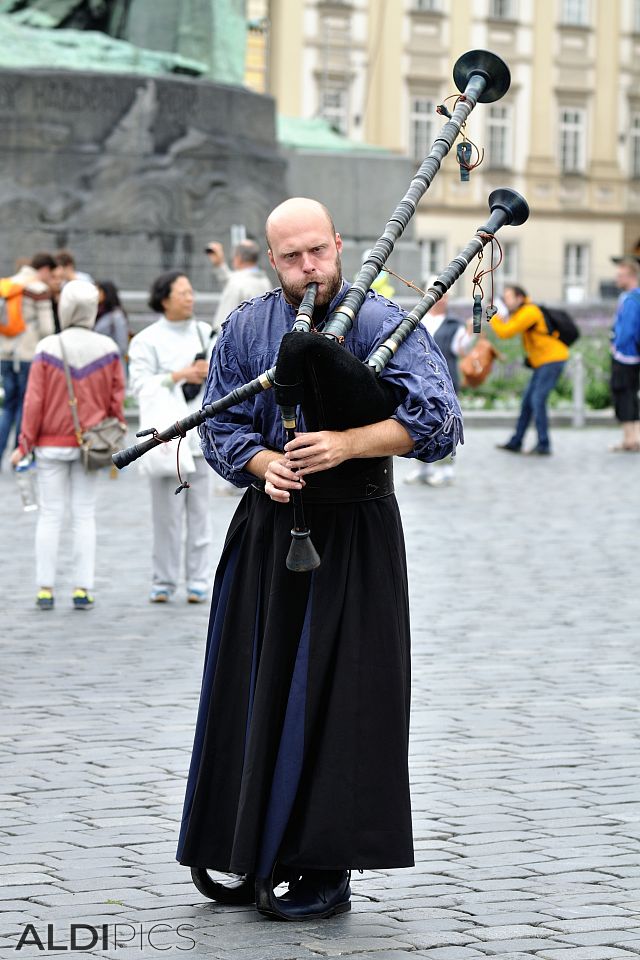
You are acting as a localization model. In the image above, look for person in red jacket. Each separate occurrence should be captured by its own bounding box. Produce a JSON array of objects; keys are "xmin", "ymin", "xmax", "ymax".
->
[{"xmin": 11, "ymin": 280, "xmax": 125, "ymax": 610}]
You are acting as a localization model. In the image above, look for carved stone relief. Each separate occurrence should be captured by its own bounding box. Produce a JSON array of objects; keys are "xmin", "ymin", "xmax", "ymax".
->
[{"xmin": 0, "ymin": 70, "xmax": 286, "ymax": 288}]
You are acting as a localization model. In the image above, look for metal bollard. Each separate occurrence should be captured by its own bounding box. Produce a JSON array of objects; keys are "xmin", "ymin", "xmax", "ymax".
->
[{"xmin": 571, "ymin": 353, "xmax": 585, "ymax": 428}]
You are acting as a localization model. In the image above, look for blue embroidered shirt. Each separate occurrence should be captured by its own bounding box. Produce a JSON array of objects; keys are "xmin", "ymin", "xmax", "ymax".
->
[{"xmin": 199, "ymin": 282, "xmax": 463, "ymax": 487}]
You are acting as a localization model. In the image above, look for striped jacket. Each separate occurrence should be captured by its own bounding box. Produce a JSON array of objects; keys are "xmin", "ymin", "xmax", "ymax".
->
[{"xmin": 18, "ymin": 327, "xmax": 125, "ymax": 453}]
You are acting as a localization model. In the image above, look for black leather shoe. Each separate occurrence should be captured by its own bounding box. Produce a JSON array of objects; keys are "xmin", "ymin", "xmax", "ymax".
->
[
  {"xmin": 256, "ymin": 869, "xmax": 351, "ymax": 921},
  {"xmin": 496, "ymin": 442, "xmax": 521, "ymax": 453}
]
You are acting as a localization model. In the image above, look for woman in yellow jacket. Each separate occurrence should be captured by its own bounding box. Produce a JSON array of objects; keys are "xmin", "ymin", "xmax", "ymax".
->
[{"xmin": 491, "ymin": 285, "xmax": 569, "ymax": 455}]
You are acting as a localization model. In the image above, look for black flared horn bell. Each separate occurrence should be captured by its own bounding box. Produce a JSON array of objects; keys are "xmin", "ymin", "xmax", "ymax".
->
[
  {"xmin": 286, "ymin": 529, "xmax": 321, "ymax": 573},
  {"xmin": 453, "ymin": 49, "xmax": 511, "ymax": 103}
]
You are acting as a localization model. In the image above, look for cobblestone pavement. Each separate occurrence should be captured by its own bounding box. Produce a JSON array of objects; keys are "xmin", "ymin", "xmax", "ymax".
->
[{"xmin": 2, "ymin": 426, "xmax": 640, "ymax": 959}]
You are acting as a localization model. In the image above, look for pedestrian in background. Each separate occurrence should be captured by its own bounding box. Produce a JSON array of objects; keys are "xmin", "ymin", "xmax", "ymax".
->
[
  {"xmin": 48, "ymin": 262, "xmax": 64, "ymax": 333},
  {"xmin": 205, "ymin": 239, "xmax": 271, "ymax": 332},
  {"xmin": 128, "ymin": 270, "xmax": 214, "ymax": 604},
  {"xmin": 0, "ymin": 252, "xmax": 56, "ymax": 467},
  {"xmin": 609, "ymin": 256, "xmax": 640, "ymax": 452},
  {"xmin": 54, "ymin": 249, "xmax": 94, "ymax": 284},
  {"xmin": 95, "ymin": 280, "xmax": 130, "ymax": 365},
  {"xmin": 11, "ymin": 280, "xmax": 125, "ymax": 611},
  {"xmin": 405, "ymin": 286, "xmax": 474, "ymax": 486},
  {"xmin": 492, "ymin": 284, "xmax": 568, "ymax": 456}
]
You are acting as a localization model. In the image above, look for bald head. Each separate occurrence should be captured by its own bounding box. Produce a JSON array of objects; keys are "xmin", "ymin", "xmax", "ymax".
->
[
  {"xmin": 265, "ymin": 197, "xmax": 336, "ymax": 249},
  {"xmin": 265, "ymin": 197, "xmax": 343, "ymax": 308}
]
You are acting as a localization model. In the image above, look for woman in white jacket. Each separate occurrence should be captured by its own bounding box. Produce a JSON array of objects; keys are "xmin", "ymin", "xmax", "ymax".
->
[{"xmin": 128, "ymin": 271, "xmax": 214, "ymax": 604}]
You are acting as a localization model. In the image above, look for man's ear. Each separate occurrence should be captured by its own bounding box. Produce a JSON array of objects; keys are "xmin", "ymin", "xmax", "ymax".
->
[
  {"xmin": 335, "ymin": 233, "xmax": 343, "ymax": 254},
  {"xmin": 267, "ymin": 248, "xmax": 275, "ymax": 269}
]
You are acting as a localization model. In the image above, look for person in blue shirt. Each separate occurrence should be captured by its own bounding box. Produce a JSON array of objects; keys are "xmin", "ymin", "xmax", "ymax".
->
[
  {"xmin": 177, "ymin": 197, "xmax": 462, "ymax": 921},
  {"xmin": 610, "ymin": 257, "xmax": 640, "ymax": 452}
]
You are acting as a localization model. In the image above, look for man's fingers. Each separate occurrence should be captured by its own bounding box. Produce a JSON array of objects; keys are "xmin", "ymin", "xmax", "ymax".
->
[
  {"xmin": 265, "ymin": 482, "xmax": 290, "ymax": 503},
  {"xmin": 284, "ymin": 432, "xmax": 322, "ymax": 452}
]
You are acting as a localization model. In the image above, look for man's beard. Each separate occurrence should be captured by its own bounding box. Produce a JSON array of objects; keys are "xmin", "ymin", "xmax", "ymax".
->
[{"xmin": 276, "ymin": 252, "xmax": 343, "ymax": 308}]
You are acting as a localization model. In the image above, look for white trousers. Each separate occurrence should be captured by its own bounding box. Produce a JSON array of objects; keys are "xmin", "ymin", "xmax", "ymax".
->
[
  {"xmin": 148, "ymin": 456, "xmax": 212, "ymax": 594},
  {"xmin": 35, "ymin": 454, "xmax": 97, "ymax": 590}
]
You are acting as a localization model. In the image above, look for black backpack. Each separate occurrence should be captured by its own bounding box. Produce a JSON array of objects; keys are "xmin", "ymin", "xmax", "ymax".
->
[{"xmin": 538, "ymin": 305, "xmax": 580, "ymax": 346}]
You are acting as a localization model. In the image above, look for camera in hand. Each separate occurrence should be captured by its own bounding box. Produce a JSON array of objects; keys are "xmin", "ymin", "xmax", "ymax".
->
[{"xmin": 182, "ymin": 351, "xmax": 207, "ymax": 402}]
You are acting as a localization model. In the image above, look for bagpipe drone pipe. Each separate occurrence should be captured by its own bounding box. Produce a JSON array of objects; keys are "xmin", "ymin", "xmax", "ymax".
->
[{"xmin": 112, "ymin": 50, "xmax": 529, "ymax": 572}]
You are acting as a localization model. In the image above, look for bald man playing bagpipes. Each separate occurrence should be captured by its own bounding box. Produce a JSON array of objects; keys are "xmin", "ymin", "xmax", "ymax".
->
[{"xmin": 177, "ymin": 197, "xmax": 462, "ymax": 921}]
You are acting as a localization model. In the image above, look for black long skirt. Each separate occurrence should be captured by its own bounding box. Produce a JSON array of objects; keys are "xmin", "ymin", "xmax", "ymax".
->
[{"xmin": 177, "ymin": 486, "xmax": 414, "ymax": 876}]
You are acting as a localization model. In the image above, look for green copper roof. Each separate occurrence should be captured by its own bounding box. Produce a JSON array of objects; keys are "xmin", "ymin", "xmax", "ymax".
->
[
  {"xmin": 277, "ymin": 115, "xmax": 389, "ymax": 154},
  {"xmin": 0, "ymin": 13, "xmax": 207, "ymax": 75}
]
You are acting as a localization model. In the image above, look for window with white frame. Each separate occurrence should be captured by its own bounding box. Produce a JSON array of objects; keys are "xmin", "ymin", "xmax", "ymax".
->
[
  {"xmin": 560, "ymin": 0, "xmax": 588, "ymax": 25},
  {"xmin": 414, "ymin": 0, "xmax": 440, "ymax": 11},
  {"xmin": 563, "ymin": 243, "xmax": 589, "ymax": 302},
  {"xmin": 632, "ymin": 114, "xmax": 640, "ymax": 178},
  {"xmin": 486, "ymin": 104, "xmax": 512, "ymax": 169},
  {"xmin": 559, "ymin": 107, "xmax": 586, "ymax": 173},
  {"xmin": 410, "ymin": 96, "xmax": 436, "ymax": 163},
  {"xmin": 421, "ymin": 239, "xmax": 446, "ymax": 282},
  {"xmin": 634, "ymin": 0, "xmax": 640, "ymax": 32},
  {"xmin": 489, "ymin": 0, "xmax": 514, "ymax": 18},
  {"xmin": 319, "ymin": 84, "xmax": 349, "ymax": 134}
]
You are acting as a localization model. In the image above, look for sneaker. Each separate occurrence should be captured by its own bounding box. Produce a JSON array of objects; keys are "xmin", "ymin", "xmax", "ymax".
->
[
  {"xmin": 36, "ymin": 589, "xmax": 54, "ymax": 611},
  {"xmin": 424, "ymin": 471, "xmax": 446, "ymax": 487},
  {"xmin": 404, "ymin": 468, "xmax": 429, "ymax": 485},
  {"xmin": 496, "ymin": 443, "xmax": 521, "ymax": 453},
  {"xmin": 72, "ymin": 589, "xmax": 94, "ymax": 610},
  {"xmin": 187, "ymin": 588, "xmax": 208, "ymax": 604},
  {"xmin": 149, "ymin": 588, "xmax": 170, "ymax": 603}
]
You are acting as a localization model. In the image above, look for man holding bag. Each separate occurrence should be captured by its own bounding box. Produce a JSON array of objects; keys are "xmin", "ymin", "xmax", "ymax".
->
[{"xmin": 128, "ymin": 271, "xmax": 214, "ymax": 604}]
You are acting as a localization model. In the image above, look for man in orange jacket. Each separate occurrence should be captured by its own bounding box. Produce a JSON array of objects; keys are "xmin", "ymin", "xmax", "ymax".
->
[{"xmin": 491, "ymin": 284, "xmax": 569, "ymax": 455}]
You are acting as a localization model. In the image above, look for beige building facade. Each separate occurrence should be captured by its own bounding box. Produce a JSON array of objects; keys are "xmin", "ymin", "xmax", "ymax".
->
[{"xmin": 247, "ymin": 0, "xmax": 640, "ymax": 303}]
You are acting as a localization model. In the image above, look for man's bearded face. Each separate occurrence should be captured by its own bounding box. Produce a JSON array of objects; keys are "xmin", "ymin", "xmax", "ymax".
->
[{"xmin": 273, "ymin": 248, "xmax": 343, "ymax": 309}]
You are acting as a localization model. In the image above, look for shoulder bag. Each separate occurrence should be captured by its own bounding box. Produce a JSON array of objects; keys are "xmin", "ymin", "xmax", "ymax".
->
[{"xmin": 59, "ymin": 333, "xmax": 126, "ymax": 471}]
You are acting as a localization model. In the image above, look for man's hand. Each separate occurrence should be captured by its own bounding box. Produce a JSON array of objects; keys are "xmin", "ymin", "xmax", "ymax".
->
[
  {"xmin": 246, "ymin": 420, "xmax": 413, "ymax": 502},
  {"xmin": 283, "ymin": 431, "xmax": 353, "ymax": 476},
  {"xmin": 10, "ymin": 447, "xmax": 23, "ymax": 467},
  {"xmin": 173, "ymin": 359, "xmax": 209, "ymax": 384},
  {"xmin": 205, "ymin": 242, "xmax": 225, "ymax": 267},
  {"xmin": 264, "ymin": 457, "xmax": 306, "ymax": 503}
]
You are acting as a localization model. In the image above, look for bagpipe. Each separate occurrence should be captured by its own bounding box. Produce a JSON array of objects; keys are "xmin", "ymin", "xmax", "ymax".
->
[{"xmin": 113, "ymin": 50, "xmax": 529, "ymax": 573}]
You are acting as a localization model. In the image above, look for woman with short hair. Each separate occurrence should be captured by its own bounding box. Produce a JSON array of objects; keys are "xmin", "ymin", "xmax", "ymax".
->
[{"xmin": 128, "ymin": 270, "xmax": 214, "ymax": 604}]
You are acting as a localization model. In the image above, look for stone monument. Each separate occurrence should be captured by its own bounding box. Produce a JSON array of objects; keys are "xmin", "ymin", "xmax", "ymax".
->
[{"xmin": 0, "ymin": 1, "xmax": 284, "ymax": 289}]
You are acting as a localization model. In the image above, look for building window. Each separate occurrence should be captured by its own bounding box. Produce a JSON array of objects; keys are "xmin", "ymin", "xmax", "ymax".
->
[
  {"xmin": 486, "ymin": 104, "xmax": 512, "ymax": 169},
  {"xmin": 559, "ymin": 108, "xmax": 586, "ymax": 173},
  {"xmin": 320, "ymin": 85, "xmax": 349, "ymax": 134},
  {"xmin": 560, "ymin": 0, "xmax": 588, "ymax": 25},
  {"xmin": 632, "ymin": 114, "xmax": 640, "ymax": 178},
  {"xmin": 421, "ymin": 239, "xmax": 446, "ymax": 282},
  {"xmin": 634, "ymin": 0, "xmax": 640, "ymax": 32},
  {"xmin": 489, "ymin": 0, "xmax": 514, "ymax": 18},
  {"xmin": 410, "ymin": 96, "xmax": 436, "ymax": 162},
  {"xmin": 563, "ymin": 243, "xmax": 589, "ymax": 302},
  {"xmin": 414, "ymin": 0, "xmax": 440, "ymax": 11}
]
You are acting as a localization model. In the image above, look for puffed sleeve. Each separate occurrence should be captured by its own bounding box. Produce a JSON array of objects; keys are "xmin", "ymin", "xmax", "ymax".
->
[
  {"xmin": 380, "ymin": 325, "xmax": 464, "ymax": 463},
  {"xmin": 198, "ymin": 328, "xmax": 269, "ymax": 487}
]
